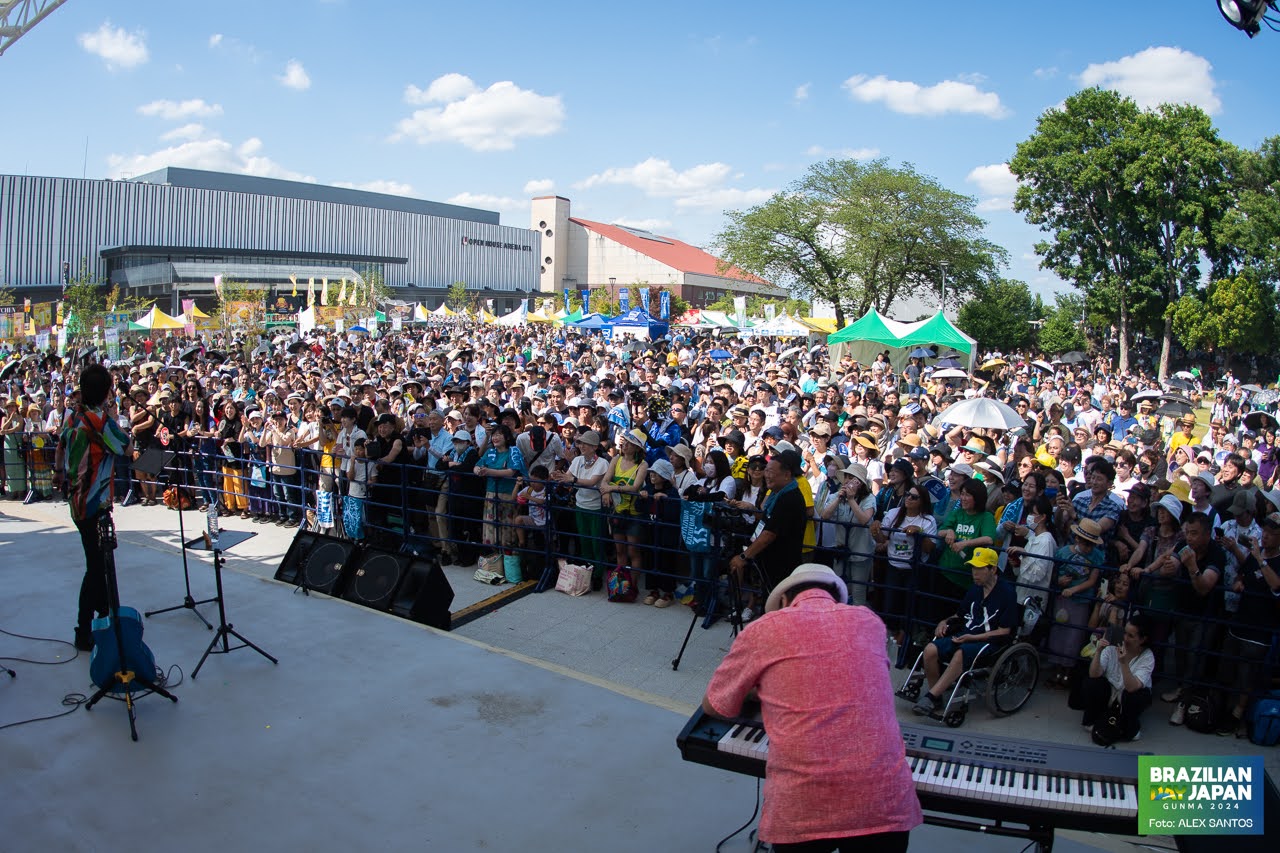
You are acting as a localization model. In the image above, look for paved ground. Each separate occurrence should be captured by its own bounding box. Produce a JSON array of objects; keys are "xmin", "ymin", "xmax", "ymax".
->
[{"xmin": 0, "ymin": 496, "xmax": 1274, "ymax": 852}]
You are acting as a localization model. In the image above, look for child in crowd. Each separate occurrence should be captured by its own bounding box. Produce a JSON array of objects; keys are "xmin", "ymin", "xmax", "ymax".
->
[
  {"xmin": 513, "ymin": 464, "xmax": 550, "ymax": 550},
  {"xmin": 344, "ymin": 438, "xmax": 373, "ymax": 542}
]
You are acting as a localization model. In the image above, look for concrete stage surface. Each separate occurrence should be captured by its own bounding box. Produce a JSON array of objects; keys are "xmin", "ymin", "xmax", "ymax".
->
[{"xmin": 1, "ymin": 500, "xmax": 1268, "ymax": 852}]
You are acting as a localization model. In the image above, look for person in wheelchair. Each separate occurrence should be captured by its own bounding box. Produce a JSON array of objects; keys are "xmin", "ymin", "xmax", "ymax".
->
[{"xmin": 912, "ymin": 548, "xmax": 1020, "ymax": 717}]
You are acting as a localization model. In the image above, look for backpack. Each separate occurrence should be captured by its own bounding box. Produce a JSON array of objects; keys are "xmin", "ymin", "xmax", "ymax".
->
[
  {"xmin": 1246, "ymin": 691, "xmax": 1280, "ymax": 746},
  {"xmin": 606, "ymin": 565, "xmax": 637, "ymax": 603},
  {"xmin": 1182, "ymin": 689, "xmax": 1220, "ymax": 734}
]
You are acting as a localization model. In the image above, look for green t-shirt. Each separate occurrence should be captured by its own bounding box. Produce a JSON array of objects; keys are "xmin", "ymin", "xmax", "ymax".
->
[{"xmin": 938, "ymin": 508, "xmax": 997, "ymax": 588}]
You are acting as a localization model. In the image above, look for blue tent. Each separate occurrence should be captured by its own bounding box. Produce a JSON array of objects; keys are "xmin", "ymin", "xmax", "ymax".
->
[
  {"xmin": 569, "ymin": 312, "xmax": 612, "ymax": 330},
  {"xmin": 609, "ymin": 308, "xmax": 669, "ymax": 339}
]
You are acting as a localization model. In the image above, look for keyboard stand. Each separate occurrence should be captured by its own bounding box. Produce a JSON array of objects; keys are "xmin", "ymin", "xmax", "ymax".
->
[{"xmin": 923, "ymin": 813, "xmax": 1054, "ymax": 853}]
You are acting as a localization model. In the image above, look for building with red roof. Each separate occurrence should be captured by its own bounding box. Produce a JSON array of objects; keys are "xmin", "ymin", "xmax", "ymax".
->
[{"xmin": 530, "ymin": 196, "xmax": 782, "ymax": 308}]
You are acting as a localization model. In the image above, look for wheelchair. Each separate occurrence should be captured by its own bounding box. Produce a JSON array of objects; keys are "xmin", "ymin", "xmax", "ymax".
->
[{"xmin": 894, "ymin": 599, "xmax": 1042, "ymax": 728}]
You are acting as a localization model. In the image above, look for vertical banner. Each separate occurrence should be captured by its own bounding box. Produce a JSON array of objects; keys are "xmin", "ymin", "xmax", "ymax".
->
[
  {"xmin": 337, "ymin": 278, "xmax": 347, "ymax": 304},
  {"xmin": 522, "ymin": 298, "xmax": 529, "ymax": 314},
  {"xmin": 289, "ymin": 273, "xmax": 298, "ymax": 297},
  {"xmin": 104, "ymin": 328, "xmax": 120, "ymax": 361},
  {"xmin": 298, "ymin": 306, "xmax": 316, "ymax": 336},
  {"xmin": 733, "ymin": 295, "xmax": 747, "ymax": 329},
  {"xmin": 320, "ymin": 277, "xmax": 329, "ymax": 306},
  {"xmin": 56, "ymin": 326, "xmax": 67, "ymax": 357},
  {"xmin": 563, "ymin": 288, "xmax": 571, "ymax": 313},
  {"xmin": 581, "ymin": 289, "xmax": 590, "ymax": 314},
  {"xmin": 334, "ymin": 318, "xmax": 344, "ymax": 334},
  {"xmin": 619, "ymin": 287, "xmax": 630, "ymax": 314},
  {"xmin": 213, "ymin": 274, "xmax": 224, "ymax": 300},
  {"xmin": 392, "ymin": 315, "xmax": 403, "ymax": 332},
  {"xmin": 660, "ymin": 290, "xmax": 670, "ymax": 320},
  {"xmin": 181, "ymin": 298, "xmax": 195, "ymax": 319},
  {"xmin": 56, "ymin": 301, "xmax": 64, "ymax": 326},
  {"xmin": 640, "ymin": 287, "xmax": 650, "ymax": 315},
  {"xmin": 765, "ymin": 303, "xmax": 776, "ymax": 322}
]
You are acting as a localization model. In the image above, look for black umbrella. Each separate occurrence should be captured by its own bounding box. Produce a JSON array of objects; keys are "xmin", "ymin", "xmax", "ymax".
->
[
  {"xmin": 1159, "ymin": 392, "xmax": 1192, "ymax": 405},
  {"xmin": 205, "ymin": 350, "xmax": 227, "ymax": 364},
  {"xmin": 1058, "ymin": 351, "xmax": 1088, "ymax": 364},
  {"xmin": 287, "ymin": 340, "xmax": 308, "ymax": 354},
  {"xmin": 180, "ymin": 345, "xmax": 201, "ymax": 362},
  {"xmin": 0, "ymin": 359, "xmax": 20, "ymax": 381},
  {"xmin": 1155, "ymin": 400, "xmax": 1193, "ymax": 418},
  {"xmin": 1244, "ymin": 411, "xmax": 1278, "ymax": 432},
  {"xmin": 1163, "ymin": 377, "xmax": 1195, "ymax": 392},
  {"xmin": 739, "ymin": 344, "xmax": 763, "ymax": 358},
  {"xmin": 1129, "ymin": 389, "xmax": 1162, "ymax": 403}
]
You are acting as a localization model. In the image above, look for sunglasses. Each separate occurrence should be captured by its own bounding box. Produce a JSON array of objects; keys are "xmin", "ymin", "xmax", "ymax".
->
[{"xmin": 905, "ymin": 492, "xmax": 922, "ymax": 500}]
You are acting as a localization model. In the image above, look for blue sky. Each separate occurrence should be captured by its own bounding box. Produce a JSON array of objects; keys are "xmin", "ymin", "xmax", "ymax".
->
[{"xmin": 3, "ymin": 0, "xmax": 1278, "ymax": 302}]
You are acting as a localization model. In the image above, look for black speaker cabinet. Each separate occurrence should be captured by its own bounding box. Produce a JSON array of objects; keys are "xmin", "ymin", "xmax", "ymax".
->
[
  {"xmin": 342, "ymin": 546, "xmax": 412, "ymax": 612},
  {"xmin": 274, "ymin": 531, "xmax": 357, "ymax": 596},
  {"xmin": 389, "ymin": 553, "xmax": 455, "ymax": 631}
]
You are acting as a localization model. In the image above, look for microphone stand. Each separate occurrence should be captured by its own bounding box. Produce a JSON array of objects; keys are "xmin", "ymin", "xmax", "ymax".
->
[{"xmin": 144, "ymin": 445, "xmax": 214, "ymax": 629}]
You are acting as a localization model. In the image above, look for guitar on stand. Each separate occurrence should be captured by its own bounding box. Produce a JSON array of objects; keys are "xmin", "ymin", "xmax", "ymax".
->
[{"xmin": 84, "ymin": 512, "xmax": 179, "ymax": 741}]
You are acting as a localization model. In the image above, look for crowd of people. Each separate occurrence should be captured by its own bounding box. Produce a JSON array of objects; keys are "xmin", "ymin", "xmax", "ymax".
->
[{"xmin": 3, "ymin": 317, "xmax": 1279, "ymax": 743}]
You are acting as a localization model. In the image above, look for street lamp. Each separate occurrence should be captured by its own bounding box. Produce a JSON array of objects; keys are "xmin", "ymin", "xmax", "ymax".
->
[
  {"xmin": 609, "ymin": 277, "xmax": 616, "ymax": 310},
  {"xmin": 938, "ymin": 262, "xmax": 948, "ymax": 311}
]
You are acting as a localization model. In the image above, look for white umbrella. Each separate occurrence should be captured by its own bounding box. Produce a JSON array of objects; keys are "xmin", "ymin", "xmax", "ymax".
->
[
  {"xmin": 932, "ymin": 367, "xmax": 970, "ymax": 380},
  {"xmin": 1174, "ymin": 370, "xmax": 1196, "ymax": 381},
  {"xmin": 1031, "ymin": 360, "xmax": 1055, "ymax": 373},
  {"xmin": 939, "ymin": 396, "xmax": 1027, "ymax": 430}
]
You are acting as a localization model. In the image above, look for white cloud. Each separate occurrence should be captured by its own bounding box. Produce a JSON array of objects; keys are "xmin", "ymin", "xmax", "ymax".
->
[
  {"xmin": 137, "ymin": 98, "xmax": 223, "ymax": 120},
  {"xmin": 278, "ymin": 59, "xmax": 311, "ymax": 91},
  {"xmin": 674, "ymin": 187, "xmax": 775, "ymax": 211},
  {"xmin": 393, "ymin": 75, "xmax": 564, "ymax": 151},
  {"xmin": 576, "ymin": 157, "xmax": 773, "ymax": 212},
  {"xmin": 333, "ymin": 179, "xmax": 415, "ymax": 196},
  {"xmin": 1077, "ymin": 46, "xmax": 1221, "ymax": 114},
  {"xmin": 843, "ymin": 74, "xmax": 1008, "ymax": 118},
  {"xmin": 956, "ymin": 72, "xmax": 987, "ymax": 85},
  {"xmin": 805, "ymin": 144, "xmax": 880, "ymax": 160},
  {"xmin": 524, "ymin": 178, "xmax": 555, "ymax": 195},
  {"xmin": 794, "ymin": 83, "xmax": 810, "ymax": 102},
  {"xmin": 208, "ymin": 33, "xmax": 223, "ymax": 48},
  {"xmin": 160, "ymin": 123, "xmax": 207, "ymax": 142},
  {"xmin": 78, "ymin": 22, "xmax": 148, "ymax": 70},
  {"xmin": 404, "ymin": 73, "xmax": 479, "ymax": 105},
  {"xmin": 1033, "ymin": 66, "xmax": 1058, "ymax": 79},
  {"xmin": 106, "ymin": 134, "xmax": 313, "ymax": 183},
  {"xmin": 966, "ymin": 163, "xmax": 1018, "ymax": 212},
  {"xmin": 611, "ymin": 218, "xmax": 672, "ymax": 232}
]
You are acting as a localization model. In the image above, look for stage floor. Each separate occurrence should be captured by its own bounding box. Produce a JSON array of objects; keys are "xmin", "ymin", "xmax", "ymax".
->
[{"xmin": 0, "ymin": 499, "xmax": 1268, "ymax": 852}]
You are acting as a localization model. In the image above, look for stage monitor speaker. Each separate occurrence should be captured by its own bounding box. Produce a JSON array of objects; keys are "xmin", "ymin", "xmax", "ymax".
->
[
  {"xmin": 342, "ymin": 546, "xmax": 412, "ymax": 612},
  {"xmin": 389, "ymin": 553, "xmax": 455, "ymax": 631},
  {"xmin": 274, "ymin": 531, "xmax": 357, "ymax": 596}
]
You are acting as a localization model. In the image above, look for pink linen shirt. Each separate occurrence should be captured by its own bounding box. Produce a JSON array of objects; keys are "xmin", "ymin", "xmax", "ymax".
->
[{"xmin": 705, "ymin": 589, "xmax": 922, "ymax": 845}]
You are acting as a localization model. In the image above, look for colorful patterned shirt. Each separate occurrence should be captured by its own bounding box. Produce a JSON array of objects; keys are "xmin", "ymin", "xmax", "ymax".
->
[{"xmin": 61, "ymin": 407, "xmax": 129, "ymax": 522}]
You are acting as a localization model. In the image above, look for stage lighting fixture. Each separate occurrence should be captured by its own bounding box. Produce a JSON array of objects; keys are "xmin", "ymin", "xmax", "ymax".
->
[{"xmin": 1218, "ymin": 0, "xmax": 1278, "ymax": 37}]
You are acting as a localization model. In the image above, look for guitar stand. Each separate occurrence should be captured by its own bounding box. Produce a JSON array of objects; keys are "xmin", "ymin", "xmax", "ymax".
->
[
  {"xmin": 186, "ymin": 531, "xmax": 278, "ymax": 679},
  {"xmin": 146, "ymin": 451, "xmax": 214, "ymax": 629},
  {"xmin": 83, "ymin": 513, "xmax": 178, "ymax": 742}
]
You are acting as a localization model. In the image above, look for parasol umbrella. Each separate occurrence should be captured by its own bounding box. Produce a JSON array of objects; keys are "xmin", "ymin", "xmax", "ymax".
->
[
  {"xmin": 179, "ymin": 345, "xmax": 201, "ymax": 362},
  {"xmin": 1031, "ymin": 360, "xmax": 1055, "ymax": 373},
  {"xmin": 1155, "ymin": 400, "xmax": 1193, "ymax": 418},
  {"xmin": 739, "ymin": 344, "xmax": 763, "ymax": 358},
  {"xmin": 1244, "ymin": 411, "xmax": 1278, "ymax": 432},
  {"xmin": 809, "ymin": 344, "xmax": 824, "ymax": 355},
  {"xmin": 1159, "ymin": 392, "xmax": 1192, "ymax": 405},
  {"xmin": 1129, "ymin": 389, "xmax": 1162, "ymax": 403},
  {"xmin": 779, "ymin": 345, "xmax": 803, "ymax": 361},
  {"xmin": 1058, "ymin": 351, "xmax": 1088, "ymax": 364},
  {"xmin": 426, "ymin": 346, "xmax": 449, "ymax": 359},
  {"xmin": 1241, "ymin": 383, "xmax": 1264, "ymax": 393},
  {"xmin": 935, "ymin": 357, "xmax": 963, "ymax": 369},
  {"xmin": 1253, "ymin": 389, "xmax": 1280, "ymax": 406},
  {"xmin": 979, "ymin": 358, "xmax": 1008, "ymax": 371},
  {"xmin": 349, "ymin": 326, "xmax": 370, "ymax": 335},
  {"xmin": 932, "ymin": 367, "xmax": 970, "ymax": 380},
  {"xmin": 1162, "ymin": 377, "xmax": 1195, "ymax": 392},
  {"xmin": 1174, "ymin": 370, "xmax": 1197, "ymax": 381},
  {"xmin": 0, "ymin": 359, "xmax": 21, "ymax": 381},
  {"xmin": 140, "ymin": 361, "xmax": 165, "ymax": 374},
  {"xmin": 205, "ymin": 350, "xmax": 227, "ymax": 364},
  {"xmin": 288, "ymin": 340, "xmax": 309, "ymax": 354},
  {"xmin": 709, "ymin": 349, "xmax": 733, "ymax": 360},
  {"xmin": 937, "ymin": 396, "xmax": 1026, "ymax": 430},
  {"xmin": 908, "ymin": 347, "xmax": 933, "ymax": 359}
]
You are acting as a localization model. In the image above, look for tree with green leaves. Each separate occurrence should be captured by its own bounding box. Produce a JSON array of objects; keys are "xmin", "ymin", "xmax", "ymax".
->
[
  {"xmin": 1011, "ymin": 88, "xmax": 1235, "ymax": 377},
  {"xmin": 1214, "ymin": 136, "xmax": 1280, "ymax": 287},
  {"xmin": 955, "ymin": 278, "xmax": 1037, "ymax": 353},
  {"xmin": 1036, "ymin": 293, "xmax": 1088, "ymax": 355},
  {"xmin": 715, "ymin": 158, "xmax": 1005, "ymax": 326},
  {"xmin": 60, "ymin": 260, "xmax": 150, "ymax": 340},
  {"xmin": 216, "ymin": 277, "xmax": 268, "ymax": 334},
  {"xmin": 446, "ymin": 281, "xmax": 471, "ymax": 312},
  {"xmin": 1171, "ymin": 275, "xmax": 1276, "ymax": 354}
]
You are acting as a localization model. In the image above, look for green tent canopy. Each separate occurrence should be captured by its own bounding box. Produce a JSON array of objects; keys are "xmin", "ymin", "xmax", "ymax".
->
[{"xmin": 827, "ymin": 309, "xmax": 977, "ymax": 371}]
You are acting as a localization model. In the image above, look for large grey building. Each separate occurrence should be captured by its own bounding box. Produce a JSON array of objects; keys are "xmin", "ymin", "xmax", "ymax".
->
[{"xmin": 0, "ymin": 167, "xmax": 542, "ymax": 314}]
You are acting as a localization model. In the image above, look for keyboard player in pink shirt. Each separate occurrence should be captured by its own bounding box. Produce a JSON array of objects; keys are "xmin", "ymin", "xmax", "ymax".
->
[{"xmin": 703, "ymin": 563, "xmax": 922, "ymax": 852}]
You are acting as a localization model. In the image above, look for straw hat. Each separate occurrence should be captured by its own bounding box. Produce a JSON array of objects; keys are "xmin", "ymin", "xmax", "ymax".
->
[
  {"xmin": 1070, "ymin": 518, "xmax": 1104, "ymax": 546},
  {"xmin": 765, "ymin": 563, "xmax": 848, "ymax": 613}
]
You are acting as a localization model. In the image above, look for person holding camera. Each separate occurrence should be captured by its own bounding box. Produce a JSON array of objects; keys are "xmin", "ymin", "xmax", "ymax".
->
[
  {"xmin": 728, "ymin": 450, "xmax": 807, "ymax": 596},
  {"xmin": 1081, "ymin": 613, "xmax": 1155, "ymax": 742}
]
